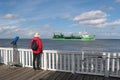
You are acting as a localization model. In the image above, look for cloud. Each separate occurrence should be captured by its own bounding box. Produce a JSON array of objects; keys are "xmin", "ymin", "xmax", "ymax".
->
[
  {"xmin": 61, "ymin": 14, "xmax": 71, "ymax": 19},
  {"xmin": 0, "ymin": 24, "xmax": 55, "ymax": 38},
  {"xmin": 3, "ymin": 14, "xmax": 18, "ymax": 19},
  {"xmin": 104, "ymin": 19, "xmax": 120, "ymax": 26},
  {"xmin": 73, "ymin": 10, "xmax": 107, "ymax": 27},
  {"xmin": 115, "ymin": 0, "xmax": 120, "ymax": 3},
  {"xmin": 99, "ymin": 5, "xmax": 114, "ymax": 10},
  {"xmin": 73, "ymin": 10, "xmax": 107, "ymax": 21},
  {"xmin": 73, "ymin": 10, "xmax": 120, "ymax": 28},
  {"xmin": 20, "ymin": 19, "xmax": 27, "ymax": 22},
  {"xmin": 0, "ymin": 26, "xmax": 21, "ymax": 38},
  {"xmin": 0, "ymin": 26, "xmax": 31, "ymax": 38},
  {"xmin": 0, "ymin": 14, "xmax": 28, "ymax": 26},
  {"xmin": 0, "ymin": 13, "xmax": 55, "ymax": 38},
  {"xmin": 108, "ymin": 7, "xmax": 114, "ymax": 10}
]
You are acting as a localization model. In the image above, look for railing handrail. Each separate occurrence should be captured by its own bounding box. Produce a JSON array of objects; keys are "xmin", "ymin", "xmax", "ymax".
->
[{"xmin": 0, "ymin": 47, "xmax": 120, "ymax": 78}]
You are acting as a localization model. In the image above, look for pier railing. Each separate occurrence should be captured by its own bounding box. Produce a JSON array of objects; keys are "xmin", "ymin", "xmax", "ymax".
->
[{"xmin": 0, "ymin": 47, "xmax": 120, "ymax": 78}]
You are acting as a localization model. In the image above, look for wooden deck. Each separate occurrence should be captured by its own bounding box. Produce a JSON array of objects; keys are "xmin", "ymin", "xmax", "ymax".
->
[{"xmin": 0, "ymin": 64, "xmax": 119, "ymax": 80}]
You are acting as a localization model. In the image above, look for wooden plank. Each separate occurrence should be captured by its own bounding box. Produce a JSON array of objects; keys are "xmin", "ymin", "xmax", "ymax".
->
[
  {"xmin": 61, "ymin": 72, "xmax": 72, "ymax": 80},
  {"xmin": 8, "ymin": 68, "xmax": 31, "ymax": 80},
  {"xmin": 2, "ymin": 68, "xmax": 30, "ymax": 80},
  {"xmin": 88, "ymin": 75, "xmax": 97, "ymax": 80},
  {"xmin": 76, "ymin": 74, "xmax": 84, "ymax": 80},
  {"xmin": 28, "ymin": 70, "xmax": 46, "ymax": 80},
  {"xmin": 18, "ymin": 70, "xmax": 41, "ymax": 80},
  {"xmin": 96, "ymin": 76, "xmax": 105, "ymax": 80},
  {"xmin": 68, "ymin": 74, "xmax": 79, "ymax": 80},
  {"xmin": 109, "ymin": 77, "xmax": 120, "ymax": 80},
  {"xmin": 0, "ymin": 68, "xmax": 25, "ymax": 80},
  {"xmin": 0, "ymin": 65, "xmax": 119, "ymax": 80},
  {"xmin": 32, "ymin": 70, "xmax": 51, "ymax": 80},
  {"xmin": 82, "ymin": 75, "xmax": 89, "ymax": 80},
  {"xmin": 38, "ymin": 71, "xmax": 55, "ymax": 80},
  {"xmin": 0, "ymin": 67, "xmax": 14, "ymax": 75},
  {"xmin": 0, "ymin": 67, "xmax": 23, "ymax": 78},
  {"xmin": 13, "ymin": 69, "xmax": 39, "ymax": 80},
  {"xmin": 45, "ymin": 71, "xmax": 61, "ymax": 80},
  {"xmin": 55, "ymin": 72, "xmax": 66, "ymax": 80}
]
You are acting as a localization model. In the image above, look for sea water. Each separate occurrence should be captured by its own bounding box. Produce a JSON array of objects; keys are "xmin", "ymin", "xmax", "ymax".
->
[{"xmin": 0, "ymin": 39, "xmax": 120, "ymax": 53}]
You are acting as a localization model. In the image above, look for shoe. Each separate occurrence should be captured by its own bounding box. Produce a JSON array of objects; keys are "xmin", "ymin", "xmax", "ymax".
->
[{"xmin": 33, "ymin": 67, "xmax": 36, "ymax": 70}]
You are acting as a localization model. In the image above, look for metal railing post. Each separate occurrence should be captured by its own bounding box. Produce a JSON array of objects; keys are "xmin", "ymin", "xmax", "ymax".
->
[
  {"xmin": 105, "ymin": 53, "xmax": 110, "ymax": 77},
  {"xmin": 72, "ymin": 54, "xmax": 75, "ymax": 73},
  {"xmin": 43, "ymin": 51, "xmax": 47, "ymax": 70}
]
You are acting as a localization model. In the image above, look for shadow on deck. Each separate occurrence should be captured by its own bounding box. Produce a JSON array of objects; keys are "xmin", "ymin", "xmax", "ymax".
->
[{"xmin": 0, "ymin": 63, "xmax": 119, "ymax": 80}]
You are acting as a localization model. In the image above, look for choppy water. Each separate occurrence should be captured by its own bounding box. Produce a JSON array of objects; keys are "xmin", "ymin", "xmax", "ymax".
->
[{"xmin": 0, "ymin": 39, "xmax": 120, "ymax": 53}]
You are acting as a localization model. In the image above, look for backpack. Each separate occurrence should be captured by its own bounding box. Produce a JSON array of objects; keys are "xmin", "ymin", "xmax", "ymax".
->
[{"xmin": 31, "ymin": 40, "xmax": 38, "ymax": 50}]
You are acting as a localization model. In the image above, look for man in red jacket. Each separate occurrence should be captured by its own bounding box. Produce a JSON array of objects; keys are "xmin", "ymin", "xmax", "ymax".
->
[{"xmin": 30, "ymin": 33, "xmax": 43, "ymax": 70}]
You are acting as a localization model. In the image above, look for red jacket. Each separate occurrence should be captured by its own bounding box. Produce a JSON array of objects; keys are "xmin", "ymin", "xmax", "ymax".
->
[{"xmin": 30, "ymin": 37, "xmax": 43, "ymax": 54}]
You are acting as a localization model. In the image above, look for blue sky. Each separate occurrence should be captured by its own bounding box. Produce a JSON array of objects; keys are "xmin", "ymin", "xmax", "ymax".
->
[{"xmin": 0, "ymin": 0, "xmax": 120, "ymax": 39}]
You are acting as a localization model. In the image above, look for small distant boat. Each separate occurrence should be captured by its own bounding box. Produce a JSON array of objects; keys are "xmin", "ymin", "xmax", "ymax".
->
[{"xmin": 52, "ymin": 32, "xmax": 95, "ymax": 41}]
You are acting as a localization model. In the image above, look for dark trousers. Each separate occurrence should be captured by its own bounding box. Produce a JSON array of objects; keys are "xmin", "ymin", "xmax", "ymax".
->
[{"xmin": 33, "ymin": 53, "xmax": 41, "ymax": 68}]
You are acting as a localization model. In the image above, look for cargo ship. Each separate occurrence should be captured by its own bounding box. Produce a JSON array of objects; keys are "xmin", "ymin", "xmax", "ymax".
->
[{"xmin": 52, "ymin": 32, "xmax": 95, "ymax": 41}]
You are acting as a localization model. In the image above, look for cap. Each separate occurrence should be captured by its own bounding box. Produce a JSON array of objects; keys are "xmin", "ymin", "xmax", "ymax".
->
[{"xmin": 34, "ymin": 32, "xmax": 40, "ymax": 37}]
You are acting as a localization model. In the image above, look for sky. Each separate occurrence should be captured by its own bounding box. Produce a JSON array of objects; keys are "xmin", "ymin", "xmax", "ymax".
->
[{"xmin": 0, "ymin": 0, "xmax": 120, "ymax": 39}]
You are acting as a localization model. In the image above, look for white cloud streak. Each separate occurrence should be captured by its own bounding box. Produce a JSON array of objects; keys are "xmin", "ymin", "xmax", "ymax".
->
[
  {"xmin": 61, "ymin": 14, "xmax": 71, "ymax": 19},
  {"xmin": 0, "ymin": 24, "xmax": 54, "ymax": 38},
  {"xmin": 3, "ymin": 14, "xmax": 18, "ymax": 19},
  {"xmin": 73, "ymin": 10, "xmax": 107, "ymax": 21},
  {"xmin": 115, "ymin": 0, "xmax": 120, "ymax": 3},
  {"xmin": 73, "ymin": 10, "xmax": 120, "ymax": 28},
  {"xmin": 0, "ymin": 12, "xmax": 55, "ymax": 38}
]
